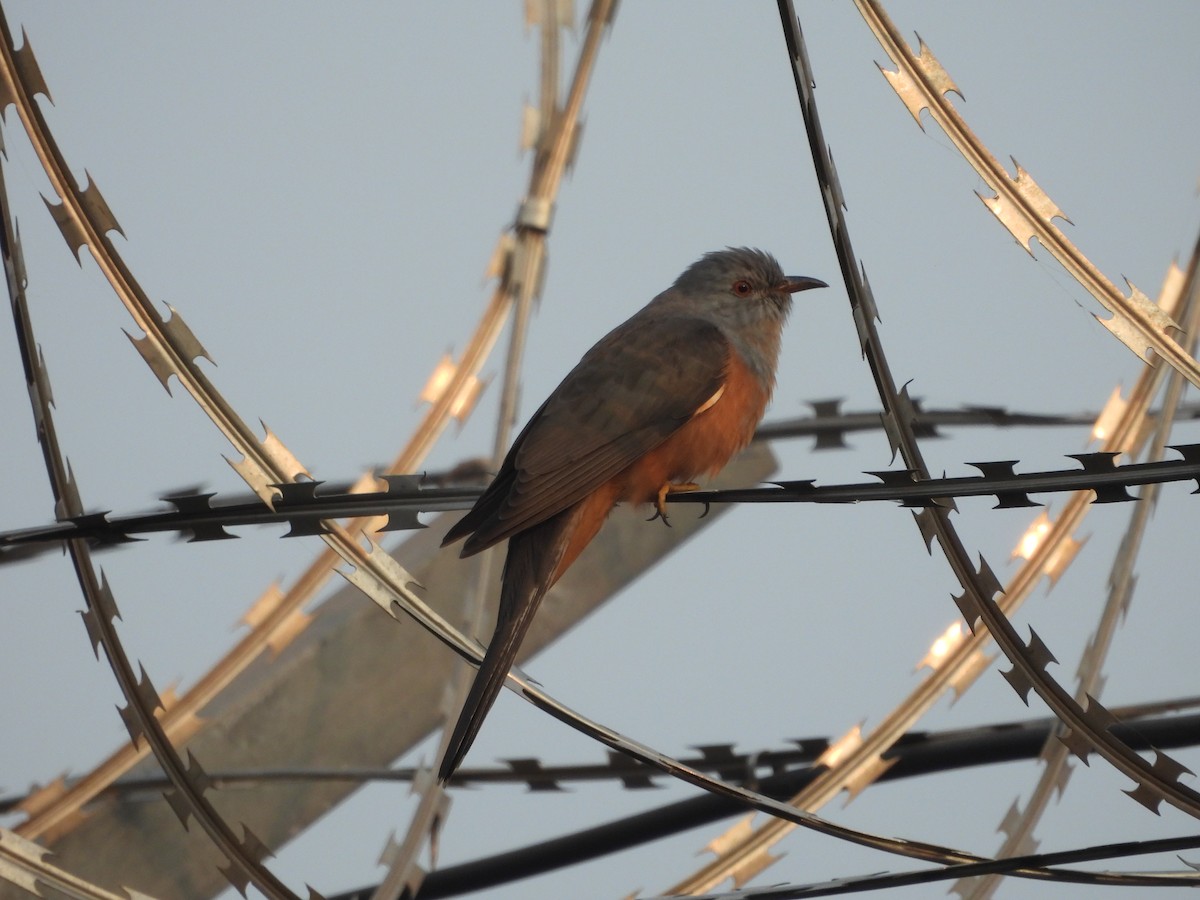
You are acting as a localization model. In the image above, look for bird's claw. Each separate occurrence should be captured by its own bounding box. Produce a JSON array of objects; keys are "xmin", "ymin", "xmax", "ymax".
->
[{"xmin": 649, "ymin": 482, "xmax": 702, "ymax": 527}]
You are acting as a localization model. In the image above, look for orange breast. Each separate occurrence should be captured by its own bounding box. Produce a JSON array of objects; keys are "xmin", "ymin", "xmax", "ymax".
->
[
  {"xmin": 614, "ymin": 350, "xmax": 769, "ymax": 506},
  {"xmin": 546, "ymin": 350, "xmax": 769, "ymax": 587}
]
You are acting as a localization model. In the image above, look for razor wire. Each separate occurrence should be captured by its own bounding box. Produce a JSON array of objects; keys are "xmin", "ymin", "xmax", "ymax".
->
[
  {"xmin": 0, "ymin": 120, "xmax": 302, "ymax": 899},
  {"xmin": 856, "ymin": 0, "xmax": 1200, "ymax": 390},
  {"xmin": 2, "ymin": 3, "xmax": 1197, "ymax": 897},
  {"xmin": 8, "ymin": 447, "xmax": 1200, "ymax": 551},
  {"xmin": 658, "ymin": 3, "xmax": 1200, "ymax": 895},
  {"xmin": 838, "ymin": 0, "xmax": 1200, "ymax": 821},
  {"xmin": 955, "ymin": 234, "xmax": 1200, "ymax": 899},
  {"xmin": 4, "ymin": 0, "xmax": 605, "ymax": 857},
  {"xmin": 0, "ymin": 2, "xmax": 1110, "ymax": 891},
  {"xmin": 0, "ymin": 5, "xmax": 1065, "ymax": 897}
]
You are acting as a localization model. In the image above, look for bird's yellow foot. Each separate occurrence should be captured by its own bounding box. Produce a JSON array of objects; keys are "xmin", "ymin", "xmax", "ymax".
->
[{"xmin": 647, "ymin": 482, "xmax": 701, "ymax": 526}]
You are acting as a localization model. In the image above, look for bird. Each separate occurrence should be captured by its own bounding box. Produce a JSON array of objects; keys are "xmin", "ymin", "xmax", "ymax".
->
[{"xmin": 438, "ymin": 247, "xmax": 826, "ymax": 781}]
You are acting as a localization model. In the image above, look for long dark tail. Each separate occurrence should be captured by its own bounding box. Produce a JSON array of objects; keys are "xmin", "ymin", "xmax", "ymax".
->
[{"xmin": 438, "ymin": 508, "xmax": 577, "ymax": 782}]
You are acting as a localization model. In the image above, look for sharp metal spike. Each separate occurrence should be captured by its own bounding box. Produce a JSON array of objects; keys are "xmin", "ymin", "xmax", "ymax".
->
[
  {"xmin": 1093, "ymin": 280, "xmax": 1184, "ymax": 361},
  {"xmin": 80, "ymin": 570, "xmax": 122, "ymax": 659},
  {"xmin": 773, "ymin": 478, "xmax": 817, "ymax": 496},
  {"xmin": 976, "ymin": 188, "xmax": 1033, "ymax": 257},
  {"xmin": 825, "ymin": 145, "xmax": 848, "ymax": 213},
  {"xmin": 79, "ymin": 607, "xmax": 105, "ymax": 659},
  {"xmin": 877, "ymin": 36, "xmax": 960, "ymax": 128},
  {"xmin": 1125, "ymin": 778, "xmax": 1168, "ymax": 815},
  {"xmin": 505, "ymin": 758, "xmax": 563, "ymax": 792},
  {"xmin": 376, "ymin": 830, "xmax": 403, "ymax": 869},
  {"xmin": 161, "ymin": 304, "xmax": 212, "ymax": 365},
  {"xmin": 866, "ymin": 468, "xmax": 919, "ymax": 487},
  {"xmin": 124, "ymin": 329, "xmax": 177, "ymax": 393},
  {"xmin": 857, "ymin": 262, "xmax": 880, "ymax": 326},
  {"xmin": 894, "ymin": 382, "xmax": 919, "ymax": 432},
  {"xmin": 225, "ymin": 454, "xmax": 276, "ymax": 505},
  {"xmin": 217, "ymin": 856, "xmax": 251, "ymax": 897},
  {"xmin": 806, "ymin": 398, "xmax": 849, "ymax": 450},
  {"xmin": 877, "ymin": 61, "xmax": 926, "ymax": 128},
  {"xmin": 951, "ymin": 588, "xmax": 983, "ymax": 633},
  {"xmin": 1000, "ymin": 664, "xmax": 1036, "ymax": 704},
  {"xmin": 879, "ymin": 411, "xmax": 905, "ymax": 466},
  {"xmin": 13, "ymin": 29, "xmax": 52, "ymax": 103},
  {"xmin": 161, "ymin": 491, "xmax": 237, "ymax": 542},
  {"xmin": 379, "ymin": 509, "xmax": 426, "ymax": 532},
  {"xmin": 339, "ymin": 564, "xmax": 398, "ymax": 621},
  {"xmin": 1000, "ymin": 628, "xmax": 1055, "ymax": 705},
  {"xmin": 911, "ymin": 36, "xmax": 961, "ymax": 98},
  {"xmin": 259, "ymin": 423, "xmax": 311, "ymax": 486},
  {"xmin": 130, "ymin": 664, "xmax": 165, "ymax": 726},
  {"xmin": 379, "ymin": 473, "xmax": 424, "ymax": 494},
  {"xmin": 32, "ymin": 343, "xmax": 54, "ymax": 408},
  {"xmin": 273, "ymin": 480, "xmax": 328, "ymax": 537},
  {"xmin": 606, "ymin": 750, "xmax": 656, "ymax": 789},
  {"xmin": 911, "ymin": 508, "xmax": 938, "ymax": 553},
  {"xmin": 162, "ymin": 492, "xmax": 218, "ymax": 513},
  {"xmin": 1068, "ymin": 451, "xmax": 1134, "ymax": 502},
  {"xmin": 1009, "ymin": 158, "xmax": 1070, "ymax": 225},
  {"xmin": 1171, "ymin": 443, "xmax": 1200, "ymax": 493},
  {"xmin": 78, "ymin": 172, "xmax": 124, "ymax": 239},
  {"xmin": 484, "ymin": 232, "xmax": 515, "ymax": 282},
  {"xmin": 968, "ymin": 460, "xmax": 1040, "ymax": 508},
  {"xmin": 704, "ymin": 814, "xmax": 754, "ymax": 856},
  {"xmin": 823, "ymin": 181, "xmax": 845, "ymax": 239},
  {"xmin": 236, "ymin": 823, "xmax": 273, "ymax": 864},
  {"xmin": 117, "ymin": 700, "xmax": 146, "ymax": 750},
  {"xmin": 240, "ymin": 582, "xmax": 286, "ymax": 630},
  {"xmin": 1057, "ymin": 726, "xmax": 1095, "ymax": 764},
  {"xmin": 42, "ymin": 193, "xmax": 89, "ymax": 264},
  {"xmin": 692, "ymin": 744, "xmax": 738, "ymax": 766},
  {"xmin": 1126, "ymin": 278, "xmax": 1183, "ymax": 335},
  {"xmin": 183, "ymin": 749, "xmax": 213, "ymax": 797},
  {"xmin": 974, "ymin": 555, "xmax": 1004, "ymax": 600},
  {"xmin": 997, "ymin": 798, "xmax": 1024, "ymax": 838},
  {"xmin": 1024, "ymin": 626, "xmax": 1058, "ymax": 670}
]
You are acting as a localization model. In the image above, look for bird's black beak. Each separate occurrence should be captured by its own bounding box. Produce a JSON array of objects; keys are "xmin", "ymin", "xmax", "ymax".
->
[{"xmin": 777, "ymin": 275, "xmax": 828, "ymax": 294}]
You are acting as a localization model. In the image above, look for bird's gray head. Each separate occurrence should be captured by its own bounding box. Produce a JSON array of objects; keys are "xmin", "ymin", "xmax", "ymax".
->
[
  {"xmin": 670, "ymin": 247, "xmax": 826, "ymax": 323},
  {"xmin": 660, "ymin": 247, "xmax": 826, "ymax": 383}
]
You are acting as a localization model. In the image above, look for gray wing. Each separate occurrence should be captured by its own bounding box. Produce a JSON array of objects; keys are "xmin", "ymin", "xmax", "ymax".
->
[{"xmin": 444, "ymin": 312, "xmax": 732, "ymax": 555}]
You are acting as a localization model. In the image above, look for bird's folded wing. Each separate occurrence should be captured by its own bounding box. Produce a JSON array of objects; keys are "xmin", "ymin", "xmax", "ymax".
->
[{"xmin": 454, "ymin": 313, "xmax": 731, "ymax": 553}]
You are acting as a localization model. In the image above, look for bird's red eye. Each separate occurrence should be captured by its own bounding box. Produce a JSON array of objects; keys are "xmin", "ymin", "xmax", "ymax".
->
[{"xmin": 732, "ymin": 280, "xmax": 752, "ymax": 296}]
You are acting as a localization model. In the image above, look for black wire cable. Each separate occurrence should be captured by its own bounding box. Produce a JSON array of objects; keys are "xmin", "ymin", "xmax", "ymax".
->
[{"xmin": 327, "ymin": 711, "xmax": 1200, "ymax": 899}]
